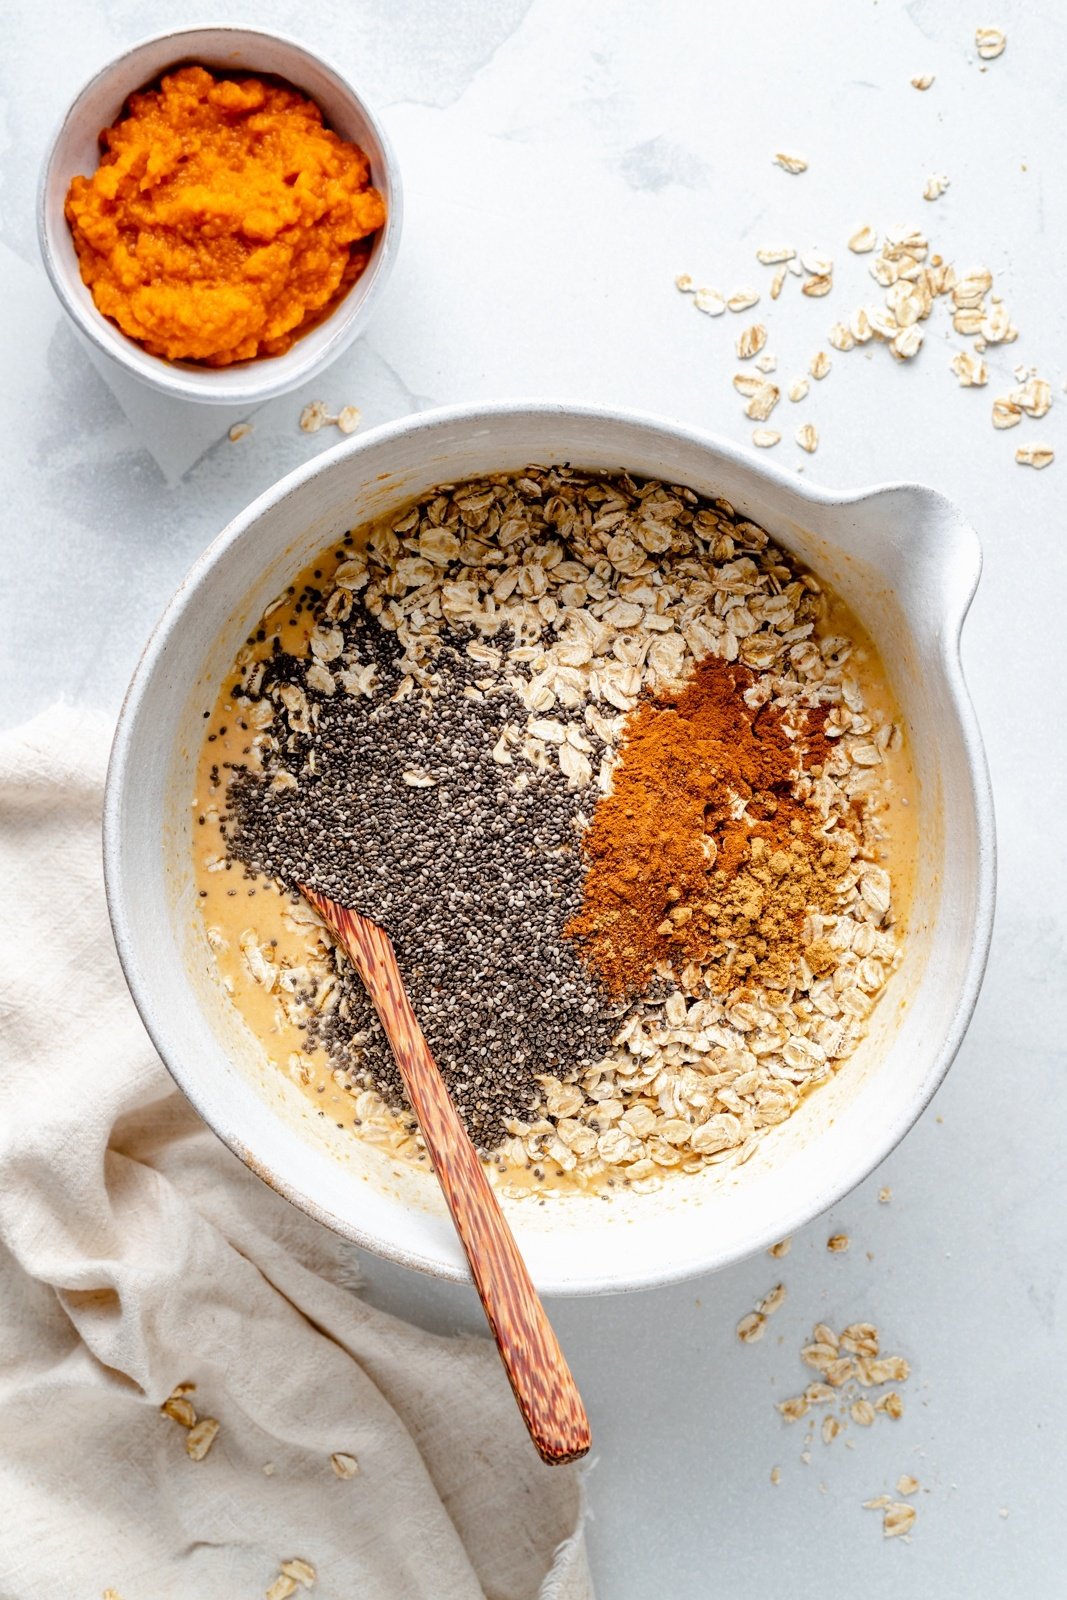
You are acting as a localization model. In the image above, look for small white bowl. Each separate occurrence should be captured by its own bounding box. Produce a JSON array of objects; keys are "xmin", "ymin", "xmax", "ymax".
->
[
  {"xmin": 38, "ymin": 26, "xmax": 401, "ymax": 406},
  {"xmin": 104, "ymin": 402, "xmax": 995, "ymax": 1295}
]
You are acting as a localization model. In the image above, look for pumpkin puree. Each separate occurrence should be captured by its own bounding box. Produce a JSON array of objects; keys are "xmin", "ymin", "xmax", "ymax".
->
[{"xmin": 65, "ymin": 65, "xmax": 387, "ymax": 366}]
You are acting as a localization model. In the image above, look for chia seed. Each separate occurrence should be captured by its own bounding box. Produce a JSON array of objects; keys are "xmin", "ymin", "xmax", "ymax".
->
[{"xmin": 223, "ymin": 614, "xmax": 622, "ymax": 1151}]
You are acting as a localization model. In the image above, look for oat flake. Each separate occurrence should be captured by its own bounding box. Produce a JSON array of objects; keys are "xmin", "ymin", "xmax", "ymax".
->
[
  {"xmin": 975, "ymin": 26, "xmax": 1006, "ymax": 59},
  {"xmin": 796, "ymin": 423, "xmax": 819, "ymax": 454},
  {"xmin": 1016, "ymin": 444, "xmax": 1054, "ymax": 469}
]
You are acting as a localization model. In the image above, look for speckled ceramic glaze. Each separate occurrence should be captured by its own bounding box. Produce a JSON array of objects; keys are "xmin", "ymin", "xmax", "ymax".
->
[{"xmin": 103, "ymin": 403, "xmax": 995, "ymax": 1294}]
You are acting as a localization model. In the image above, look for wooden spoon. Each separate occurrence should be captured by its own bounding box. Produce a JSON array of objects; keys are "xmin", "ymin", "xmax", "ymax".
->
[{"xmin": 302, "ymin": 886, "xmax": 591, "ymax": 1466}]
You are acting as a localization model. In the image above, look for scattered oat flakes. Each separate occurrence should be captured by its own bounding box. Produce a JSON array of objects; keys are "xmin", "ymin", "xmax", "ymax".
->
[
  {"xmin": 828, "ymin": 322, "xmax": 855, "ymax": 352},
  {"xmin": 694, "ymin": 286, "xmax": 726, "ymax": 316},
  {"xmin": 975, "ymin": 26, "xmax": 1006, "ymax": 59},
  {"xmin": 737, "ymin": 1311, "xmax": 767, "ymax": 1343},
  {"xmin": 736, "ymin": 323, "xmax": 768, "ymax": 360},
  {"xmin": 809, "ymin": 351, "xmax": 831, "ymax": 380},
  {"xmin": 336, "ymin": 406, "xmax": 362, "ymax": 435},
  {"xmin": 229, "ymin": 422, "xmax": 253, "ymax": 442},
  {"xmin": 992, "ymin": 396, "xmax": 1022, "ymax": 429},
  {"xmin": 981, "ymin": 302, "xmax": 1017, "ymax": 343},
  {"xmin": 768, "ymin": 1237, "xmax": 792, "ymax": 1258},
  {"xmin": 1016, "ymin": 444, "xmax": 1054, "ymax": 469},
  {"xmin": 727, "ymin": 287, "xmax": 761, "ymax": 312},
  {"xmin": 875, "ymin": 1391, "xmax": 905, "ymax": 1418},
  {"xmin": 263, "ymin": 1462, "xmax": 276, "ymax": 1476},
  {"xmin": 161, "ymin": 1394, "xmax": 197, "ymax": 1428},
  {"xmin": 840, "ymin": 1323, "xmax": 879, "ymax": 1356},
  {"xmin": 770, "ymin": 1465, "xmax": 782, "ymax": 1484},
  {"xmin": 744, "ymin": 382, "xmax": 781, "ymax": 421},
  {"xmin": 266, "ymin": 1577, "xmax": 298, "ymax": 1600},
  {"xmin": 883, "ymin": 1501, "xmax": 917, "ymax": 1538},
  {"xmin": 758, "ymin": 1283, "xmax": 788, "ymax": 1315},
  {"xmin": 280, "ymin": 1559, "xmax": 316, "ymax": 1588},
  {"xmin": 300, "ymin": 400, "xmax": 331, "ymax": 433},
  {"xmin": 675, "ymin": 273, "xmax": 695, "ymax": 293},
  {"xmin": 878, "ymin": 1186, "xmax": 892, "ymax": 1203},
  {"xmin": 755, "ymin": 352, "xmax": 777, "ymax": 374},
  {"xmin": 891, "ymin": 325, "xmax": 924, "ymax": 360},
  {"xmin": 923, "ymin": 173, "xmax": 950, "ymax": 202},
  {"xmin": 802, "ymin": 274, "xmax": 833, "ymax": 298},
  {"xmin": 897, "ymin": 1474, "xmax": 920, "ymax": 1496},
  {"xmin": 848, "ymin": 225, "xmax": 878, "ymax": 254},
  {"xmin": 778, "ymin": 1395, "xmax": 810, "ymax": 1422},
  {"xmin": 951, "ymin": 350, "xmax": 988, "ymax": 386},
  {"xmin": 752, "ymin": 429, "xmax": 781, "ymax": 448},
  {"xmin": 331, "ymin": 1452, "xmax": 360, "ymax": 1478},
  {"xmin": 770, "ymin": 265, "xmax": 787, "ymax": 300},
  {"xmin": 185, "ymin": 1417, "xmax": 220, "ymax": 1461},
  {"xmin": 851, "ymin": 1399, "xmax": 876, "ymax": 1426},
  {"xmin": 757, "ymin": 246, "xmax": 796, "ymax": 264},
  {"xmin": 827, "ymin": 1232, "xmax": 850, "ymax": 1253},
  {"xmin": 103, "ymin": 1591, "xmax": 124, "ymax": 1599},
  {"xmin": 1013, "ymin": 376, "xmax": 1052, "ymax": 417},
  {"xmin": 733, "ymin": 373, "xmax": 764, "ymax": 398},
  {"xmin": 774, "ymin": 151, "xmax": 808, "ymax": 174},
  {"xmin": 796, "ymin": 423, "xmax": 819, "ymax": 453},
  {"xmin": 911, "ymin": 73, "xmax": 935, "ymax": 89}
]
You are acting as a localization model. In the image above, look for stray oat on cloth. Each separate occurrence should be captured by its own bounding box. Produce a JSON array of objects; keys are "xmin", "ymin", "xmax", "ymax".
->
[{"xmin": 0, "ymin": 707, "xmax": 592, "ymax": 1600}]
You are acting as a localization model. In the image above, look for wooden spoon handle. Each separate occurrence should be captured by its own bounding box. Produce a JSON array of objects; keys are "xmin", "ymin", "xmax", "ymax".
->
[{"xmin": 304, "ymin": 891, "xmax": 590, "ymax": 1465}]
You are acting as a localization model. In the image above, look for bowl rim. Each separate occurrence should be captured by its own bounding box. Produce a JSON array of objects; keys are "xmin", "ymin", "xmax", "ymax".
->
[
  {"xmin": 103, "ymin": 399, "xmax": 997, "ymax": 1293},
  {"xmin": 36, "ymin": 22, "xmax": 403, "ymax": 406}
]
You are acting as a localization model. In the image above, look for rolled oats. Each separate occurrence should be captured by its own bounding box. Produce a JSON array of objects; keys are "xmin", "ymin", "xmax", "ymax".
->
[
  {"xmin": 694, "ymin": 287, "xmax": 726, "ymax": 316},
  {"xmin": 774, "ymin": 151, "xmax": 809, "ymax": 174},
  {"xmin": 975, "ymin": 26, "xmax": 1006, "ymax": 59},
  {"xmin": 1016, "ymin": 444, "xmax": 1054, "ymax": 469},
  {"xmin": 848, "ymin": 225, "xmax": 878, "ymax": 254},
  {"xmin": 185, "ymin": 1417, "xmax": 220, "ymax": 1461},
  {"xmin": 950, "ymin": 350, "xmax": 988, "ymax": 386},
  {"xmin": 736, "ymin": 323, "xmax": 769, "ymax": 360},
  {"xmin": 796, "ymin": 423, "xmax": 819, "ymax": 453}
]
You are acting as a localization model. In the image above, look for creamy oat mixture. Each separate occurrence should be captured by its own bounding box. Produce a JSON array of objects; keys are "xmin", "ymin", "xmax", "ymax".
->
[{"xmin": 194, "ymin": 467, "xmax": 914, "ymax": 1197}]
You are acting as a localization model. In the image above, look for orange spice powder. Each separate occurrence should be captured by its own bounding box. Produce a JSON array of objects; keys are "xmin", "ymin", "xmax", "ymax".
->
[
  {"xmin": 565, "ymin": 655, "xmax": 850, "ymax": 999},
  {"xmin": 65, "ymin": 65, "xmax": 386, "ymax": 366}
]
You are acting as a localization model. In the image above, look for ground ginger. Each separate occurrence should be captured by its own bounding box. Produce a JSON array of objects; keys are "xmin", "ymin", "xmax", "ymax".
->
[{"xmin": 566, "ymin": 654, "xmax": 855, "ymax": 998}]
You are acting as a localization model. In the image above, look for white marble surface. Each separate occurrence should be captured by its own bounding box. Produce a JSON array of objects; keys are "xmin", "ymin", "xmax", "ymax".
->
[{"xmin": 4, "ymin": 1, "xmax": 1065, "ymax": 1594}]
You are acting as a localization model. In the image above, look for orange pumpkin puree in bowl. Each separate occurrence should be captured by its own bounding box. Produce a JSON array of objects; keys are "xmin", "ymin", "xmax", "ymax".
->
[{"xmin": 64, "ymin": 65, "xmax": 387, "ymax": 366}]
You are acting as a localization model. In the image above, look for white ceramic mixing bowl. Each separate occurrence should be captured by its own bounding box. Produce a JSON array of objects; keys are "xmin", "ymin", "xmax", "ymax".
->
[{"xmin": 104, "ymin": 403, "xmax": 994, "ymax": 1294}]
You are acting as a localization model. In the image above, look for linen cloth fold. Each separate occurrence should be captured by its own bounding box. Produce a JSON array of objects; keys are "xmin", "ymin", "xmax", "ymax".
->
[{"xmin": 0, "ymin": 707, "xmax": 592, "ymax": 1600}]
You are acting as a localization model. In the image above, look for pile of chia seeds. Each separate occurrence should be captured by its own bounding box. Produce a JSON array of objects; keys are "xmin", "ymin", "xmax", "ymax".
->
[{"xmin": 224, "ymin": 613, "xmax": 623, "ymax": 1151}]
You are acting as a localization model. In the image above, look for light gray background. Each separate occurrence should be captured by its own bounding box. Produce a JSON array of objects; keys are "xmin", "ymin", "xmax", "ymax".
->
[{"xmin": 3, "ymin": 1, "xmax": 1064, "ymax": 1595}]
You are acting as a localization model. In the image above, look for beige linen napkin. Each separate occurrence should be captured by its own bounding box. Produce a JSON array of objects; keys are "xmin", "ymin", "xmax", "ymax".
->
[{"xmin": 0, "ymin": 707, "xmax": 592, "ymax": 1600}]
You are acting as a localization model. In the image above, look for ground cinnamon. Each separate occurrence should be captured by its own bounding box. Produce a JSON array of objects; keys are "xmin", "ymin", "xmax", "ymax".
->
[{"xmin": 566, "ymin": 654, "xmax": 853, "ymax": 998}]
